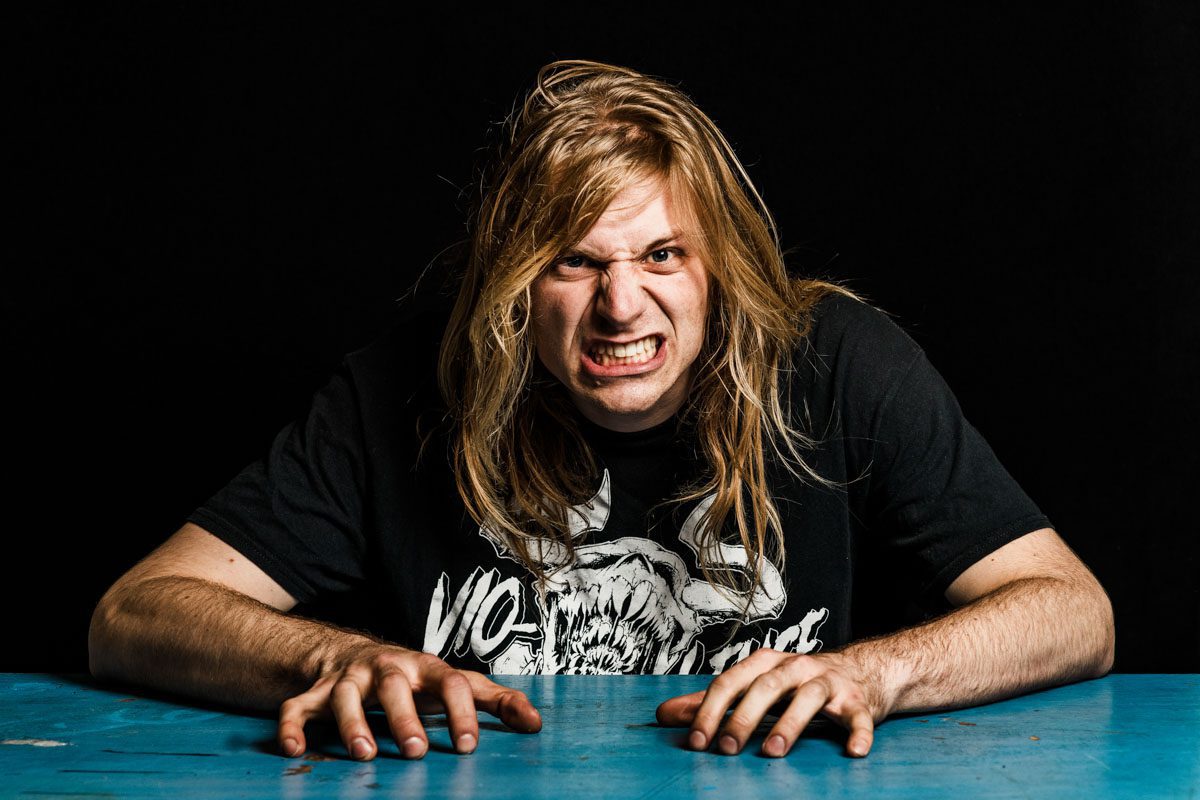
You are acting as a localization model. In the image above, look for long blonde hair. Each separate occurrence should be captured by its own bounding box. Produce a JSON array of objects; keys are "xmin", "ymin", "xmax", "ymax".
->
[{"xmin": 436, "ymin": 59, "xmax": 862, "ymax": 615}]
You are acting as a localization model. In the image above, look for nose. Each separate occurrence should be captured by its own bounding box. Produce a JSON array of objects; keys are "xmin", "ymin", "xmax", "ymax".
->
[{"xmin": 594, "ymin": 262, "xmax": 646, "ymax": 327}]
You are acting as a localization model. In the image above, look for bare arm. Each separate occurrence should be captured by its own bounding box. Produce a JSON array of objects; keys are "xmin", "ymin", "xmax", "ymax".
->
[
  {"xmin": 90, "ymin": 523, "xmax": 336, "ymax": 709},
  {"xmin": 90, "ymin": 577, "xmax": 372, "ymax": 712},
  {"xmin": 90, "ymin": 523, "xmax": 541, "ymax": 759},
  {"xmin": 657, "ymin": 528, "xmax": 1115, "ymax": 757},
  {"xmin": 842, "ymin": 527, "xmax": 1115, "ymax": 716}
]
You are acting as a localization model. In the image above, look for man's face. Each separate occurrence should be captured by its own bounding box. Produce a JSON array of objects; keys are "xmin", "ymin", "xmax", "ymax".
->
[{"xmin": 529, "ymin": 177, "xmax": 709, "ymax": 432}]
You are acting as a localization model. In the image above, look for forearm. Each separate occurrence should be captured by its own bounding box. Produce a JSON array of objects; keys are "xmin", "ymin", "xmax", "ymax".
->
[
  {"xmin": 839, "ymin": 574, "xmax": 1115, "ymax": 716},
  {"xmin": 89, "ymin": 576, "xmax": 381, "ymax": 711}
]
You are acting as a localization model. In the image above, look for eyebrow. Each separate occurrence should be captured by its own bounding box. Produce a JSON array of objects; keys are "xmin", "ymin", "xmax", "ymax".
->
[{"xmin": 566, "ymin": 231, "xmax": 685, "ymax": 262}]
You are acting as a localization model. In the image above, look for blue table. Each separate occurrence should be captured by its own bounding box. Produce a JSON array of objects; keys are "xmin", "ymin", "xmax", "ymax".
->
[{"xmin": 2, "ymin": 674, "xmax": 1197, "ymax": 798}]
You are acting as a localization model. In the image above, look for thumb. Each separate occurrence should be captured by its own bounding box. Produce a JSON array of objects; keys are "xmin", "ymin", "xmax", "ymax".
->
[
  {"xmin": 470, "ymin": 673, "xmax": 543, "ymax": 733},
  {"xmin": 656, "ymin": 691, "xmax": 705, "ymax": 727}
]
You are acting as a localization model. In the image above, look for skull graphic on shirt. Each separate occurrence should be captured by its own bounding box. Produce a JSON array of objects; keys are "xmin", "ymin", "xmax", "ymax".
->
[{"xmin": 423, "ymin": 469, "xmax": 829, "ymax": 674}]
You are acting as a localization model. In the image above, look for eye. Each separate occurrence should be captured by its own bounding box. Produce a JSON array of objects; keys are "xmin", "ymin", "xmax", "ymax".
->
[
  {"xmin": 648, "ymin": 248, "xmax": 677, "ymax": 264},
  {"xmin": 555, "ymin": 255, "xmax": 590, "ymax": 269}
]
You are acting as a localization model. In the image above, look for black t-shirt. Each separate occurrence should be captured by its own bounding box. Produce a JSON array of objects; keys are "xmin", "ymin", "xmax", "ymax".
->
[{"xmin": 187, "ymin": 292, "xmax": 1051, "ymax": 675}]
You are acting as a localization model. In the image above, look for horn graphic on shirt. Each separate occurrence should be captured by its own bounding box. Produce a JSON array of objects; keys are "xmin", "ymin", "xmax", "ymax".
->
[
  {"xmin": 676, "ymin": 492, "xmax": 787, "ymax": 623},
  {"xmin": 477, "ymin": 469, "xmax": 612, "ymax": 569}
]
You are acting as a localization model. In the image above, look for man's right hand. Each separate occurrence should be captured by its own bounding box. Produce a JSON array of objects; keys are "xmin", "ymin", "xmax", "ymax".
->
[
  {"xmin": 277, "ymin": 643, "xmax": 542, "ymax": 761},
  {"xmin": 89, "ymin": 524, "xmax": 540, "ymax": 762}
]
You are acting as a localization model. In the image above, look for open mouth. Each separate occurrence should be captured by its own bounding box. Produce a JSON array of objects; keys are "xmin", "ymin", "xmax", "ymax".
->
[{"xmin": 587, "ymin": 335, "xmax": 664, "ymax": 368}]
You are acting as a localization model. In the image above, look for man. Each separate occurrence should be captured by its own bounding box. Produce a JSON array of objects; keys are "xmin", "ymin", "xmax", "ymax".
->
[{"xmin": 89, "ymin": 59, "xmax": 1114, "ymax": 762}]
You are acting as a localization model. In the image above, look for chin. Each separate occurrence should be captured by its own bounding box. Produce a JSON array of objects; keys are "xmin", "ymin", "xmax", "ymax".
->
[{"xmin": 590, "ymin": 394, "xmax": 665, "ymax": 420}]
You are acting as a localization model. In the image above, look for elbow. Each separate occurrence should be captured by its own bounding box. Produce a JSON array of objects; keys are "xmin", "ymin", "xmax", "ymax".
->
[
  {"xmin": 1088, "ymin": 579, "xmax": 1116, "ymax": 679},
  {"xmin": 88, "ymin": 585, "xmax": 127, "ymax": 682}
]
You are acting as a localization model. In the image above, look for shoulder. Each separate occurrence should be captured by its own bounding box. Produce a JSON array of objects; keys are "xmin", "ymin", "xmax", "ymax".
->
[{"xmin": 796, "ymin": 290, "xmax": 925, "ymax": 397}]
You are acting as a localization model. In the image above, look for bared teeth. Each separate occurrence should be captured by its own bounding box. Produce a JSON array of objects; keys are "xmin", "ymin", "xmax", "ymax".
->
[{"xmin": 590, "ymin": 336, "xmax": 659, "ymax": 365}]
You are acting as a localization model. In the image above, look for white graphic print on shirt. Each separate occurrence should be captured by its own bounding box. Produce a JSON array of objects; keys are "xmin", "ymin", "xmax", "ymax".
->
[{"xmin": 422, "ymin": 469, "xmax": 829, "ymax": 674}]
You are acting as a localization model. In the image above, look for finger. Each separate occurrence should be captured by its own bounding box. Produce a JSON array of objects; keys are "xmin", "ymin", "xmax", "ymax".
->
[
  {"xmin": 330, "ymin": 672, "xmax": 377, "ymax": 761},
  {"xmin": 687, "ymin": 651, "xmax": 787, "ymax": 752},
  {"xmin": 375, "ymin": 667, "xmax": 429, "ymax": 759},
  {"xmin": 761, "ymin": 679, "xmax": 832, "ymax": 758},
  {"xmin": 717, "ymin": 669, "xmax": 800, "ymax": 755},
  {"xmin": 655, "ymin": 690, "xmax": 705, "ymax": 727},
  {"xmin": 686, "ymin": 662, "xmax": 768, "ymax": 753},
  {"xmin": 418, "ymin": 658, "xmax": 479, "ymax": 754},
  {"xmin": 839, "ymin": 705, "xmax": 876, "ymax": 758},
  {"xmin": 278, "ymin": 697, "xmax": 312, "ymax": 757},
  {"xmin": 469, "ymin": 675, "xmax": 542, "ymax": 733},
  {"xmin": 277, "ymin": 678, "xmax": 333, "ymax": 757}
]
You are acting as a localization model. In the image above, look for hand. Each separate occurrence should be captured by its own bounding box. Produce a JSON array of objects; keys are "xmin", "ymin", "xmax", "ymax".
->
[
  {"xmin": 655, "ymin": 648, "xmax": 892, "ymax": 758},
  {"xmin": 277, "ymin": 643, "xmax": 542, "ymax": 760}
]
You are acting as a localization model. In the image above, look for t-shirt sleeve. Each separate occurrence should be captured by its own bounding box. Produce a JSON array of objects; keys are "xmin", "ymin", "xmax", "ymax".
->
[
  {"xmin": 864, "ymin": 342, "xmax": 1053, "ymax": 603},
  {"xmin": 186, "ymin": 358, "xmax": 368, "ymax": 605}
]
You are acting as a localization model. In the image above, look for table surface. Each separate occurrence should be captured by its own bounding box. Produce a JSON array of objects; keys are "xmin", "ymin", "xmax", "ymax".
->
[{"xmin": 1, "ymin": 673, "xmax": 1197, "ymax": 799}]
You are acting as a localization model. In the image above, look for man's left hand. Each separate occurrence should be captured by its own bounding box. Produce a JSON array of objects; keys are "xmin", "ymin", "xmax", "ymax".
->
[{"xmin": 654, "ymin": 648, "xmax": 895, "ymax": 758}]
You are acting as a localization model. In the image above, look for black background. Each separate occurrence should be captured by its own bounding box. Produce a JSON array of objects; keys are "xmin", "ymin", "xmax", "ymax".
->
[{"xmin": 8, "ymin": 4, "xmax": 1198, "ymax": 673}]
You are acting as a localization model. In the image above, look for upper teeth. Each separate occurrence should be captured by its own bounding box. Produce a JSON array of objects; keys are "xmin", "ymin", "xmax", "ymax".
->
[{"xmin": 592, "ymin": 335, "xmax": 658, "ymax": 357}]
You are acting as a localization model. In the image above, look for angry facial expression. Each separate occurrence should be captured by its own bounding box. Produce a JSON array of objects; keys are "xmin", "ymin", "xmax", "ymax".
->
[{"xmin": 529, "ymin": 177, "xmax": 709, "ymax": 432}]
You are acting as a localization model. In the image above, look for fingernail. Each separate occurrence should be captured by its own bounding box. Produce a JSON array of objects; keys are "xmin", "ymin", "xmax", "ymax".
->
[
  {"xmin": 764, "ymin": 735, "xmax": 786, "ymax": 757},
  {"xmin": 282, "ymin": 738, "xmax": 299, "ymax": 757},
  {"xmin": 719, "ymin": 734, "xmax": 739, "ymax": 755},
  {"xmin": 688, "ymin": 730, "xmax": 707, "ymax": 750},
  {"xmin": 402, "ymin": 737, "xmax": 426, "ymax": 759},
  {"xmin": 457, "ymin": 733, "xmax": 477, "ymax": 753},
  {"xmin": 351, "ymin": 737, "xmax": 372, "ymax": 759}
]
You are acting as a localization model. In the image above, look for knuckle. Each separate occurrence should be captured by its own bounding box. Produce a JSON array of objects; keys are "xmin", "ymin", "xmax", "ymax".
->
[
  {"xmin": 727, "ymin": 711, "xmax": 757, "ymax": 730},
  {"xmin": 440, "ymin": 671, "xmax": 471, "ymax": 693},
  {"xmin": 302, "ymin": 675, "xmax": 332, "ymax": 696},
  {"xmin": 773, "ymin": 713, "xmax": 804, "ymax": 736},
  {"xmin": 708, "ymin": 673, "xmax": 734, "ymax": 692},
  {"xmin": 279, "ymin": 697, "xmax": 304, "ymax": 715},
  {"xmin": 415, "ymin": 652, "xmax": 446, "ymax": 671},
  {"xmin": 370, "ymin": 649, "xmax": 409, "ymax": 671},
  {"xmin": 340, "ymin": 725, "xmax": 371, "ymax": 745},
  {"xmin": 398, "ymin": 715, "xmax": 426, "ymax": 734},
  {"xmin": 777, "ymin": 656, "xmax": 812, "ymax": 683},
  {"xmin": 795, "ymin": 679, "xmax": 827, "ymax": 702},
  {"xmin": 333, "ymin": 709, "xmax": 365, "ymax": 732},
  {"xmin": 383, "ymin": 705, "xmax": 421, "ymax": 735},
  {"xmin": 333, "ymin": 674, "xmax": 360, "ymax": 691},
  {"xmin": 341, "ymin": 662, "xmax": 372, "ymax": 683},
  {"xmin": 807, "ymin": 672, "xmax": 835, "ymax": 693},
  {"xmin": 831, "ymin": 696, "xmax": 871, "ymax": 719},
  {"xmin": 768, "ymin": 719, "xmax": 801, "ymax": 743},
  {"xmin": 496, "ymin": 689, "xmax": 525, "ymax": 710},
  {"xmin": 376, "ymin": 667, "xmax": 410, "ymax": 689},
  {"xmin": 754, "ymin": 671, "xmax": 786, "ymax": 694}
]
